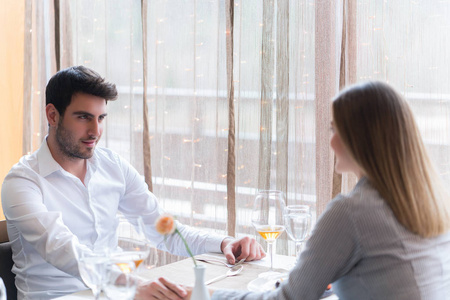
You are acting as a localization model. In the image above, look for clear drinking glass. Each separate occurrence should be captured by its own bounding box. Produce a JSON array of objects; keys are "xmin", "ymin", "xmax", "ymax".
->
[
  {"xmin": 78, "ymin": 249, "xmax": 110, "ymax": 300},
  {"xmin": 114, "ymin": 215, "xmax": 158, "ymax": 272},
  {"xmin": 283, "ymin": 205, "xmax": 312, "ymax": 264},
  {"xmin": 103, "ymin": 258, "xmax": 138, "ymax": 300},
  {"xmin": 251, "ymin": 190, "xmax": 286, "ymax": 276}
]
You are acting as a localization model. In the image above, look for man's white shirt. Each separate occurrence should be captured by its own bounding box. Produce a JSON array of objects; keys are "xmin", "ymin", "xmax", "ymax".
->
[{"xmin": 2, "ymin": 138, "xmax": 224, "ymax": 299}]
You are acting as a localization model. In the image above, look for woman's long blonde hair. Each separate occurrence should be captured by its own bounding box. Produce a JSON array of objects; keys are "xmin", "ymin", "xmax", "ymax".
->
[{"xmin": 333, "ymin": 81, "xmax": 450, "ymax": 237}]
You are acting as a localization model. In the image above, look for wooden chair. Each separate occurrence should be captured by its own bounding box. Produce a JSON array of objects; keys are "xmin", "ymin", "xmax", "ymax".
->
[
  {"xmin": 0, "ymin": 219, "xmax": 17, "ymax": 300},
  {"xmin": 0, "ymin": 220, "xmax": 7, "ymax": 243}
]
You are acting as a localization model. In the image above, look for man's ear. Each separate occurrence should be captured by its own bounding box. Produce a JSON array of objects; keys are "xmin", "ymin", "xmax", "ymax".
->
[{"xmin": 46, "ymin": 104, "xmax": 60, "ymax": 126}]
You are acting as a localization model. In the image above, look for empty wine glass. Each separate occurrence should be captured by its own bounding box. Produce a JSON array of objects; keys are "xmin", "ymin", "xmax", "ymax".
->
[
  {"xmin": 283, "ymin": 205, "xmax": 312, "ymax": 264},
  {"xmin": 103, "ymin": 257, "xmax": 138, "ymax": 300},
  {"xmin": 78, "ymin": 249, "xmax": 110, "ymax": 300},
  {"xmin": 114, "ymin": 214, "xmax": 158, "ymax": 273},
  {"xmin": 251, "ymin": 190, "xmax": 286, "ymax": 276}
]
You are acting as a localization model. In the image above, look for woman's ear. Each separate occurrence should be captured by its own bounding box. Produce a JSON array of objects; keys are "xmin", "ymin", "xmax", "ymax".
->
[{"xmin": 45, "ymin": 104, "xmax": 59, "ymax": 126}]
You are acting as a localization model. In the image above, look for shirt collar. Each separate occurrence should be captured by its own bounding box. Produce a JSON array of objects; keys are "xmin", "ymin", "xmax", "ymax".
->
[
  {"xmin": 36, "ymin": 136, "xmax": 99, "ymax": 177},
  {"xmin": 37, "ymin": 137, "xmax": 63, "ymax": 177}
]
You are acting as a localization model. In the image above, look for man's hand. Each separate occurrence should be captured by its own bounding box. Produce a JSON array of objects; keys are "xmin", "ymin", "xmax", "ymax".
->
[
  {"xmin": 135, "ymin": 277, "xmax": 187, "ymax": 300},
  {"xmin": 221, "ymin": 237, "xmax": 266, "ymax": 265}
]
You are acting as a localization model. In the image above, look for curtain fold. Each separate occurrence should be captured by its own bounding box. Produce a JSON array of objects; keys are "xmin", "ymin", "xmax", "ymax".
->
[
  {"xmin": 275, "ymin": 0, "xmax": 289, "ymax": 199},
  {"xmin": 23, "ymin": 0, "xmax": 56, "ymax": 156},
  {"xmin": 54, "ymin": 0, "xmax": 60, "ymax": 71},
  {"xmin": 258, "ymin": 0, "xmax": 274, "ymax": 192},
  {"xmin": 315, "ymin": 0, "xmax": 336, "ymax": 216},
  {"xmin": 141, "ymin": 0, "xmax": 153, "ymax": 193},
  {"xmin": 332, "ymin": 0, "xmax": 347, "ymax": 199},
  {"xmin": 340, "ymin": 0, "xmax": 358, "ymax": 194},
  {"xmin": 59, "ymin": 0, "xmax": 73, "ymax": 69},
  {"xmin": 225, "ymin": 0, "xmax": 236, "ymax": 237},
  {"xmin": 22, "ymin": 0, "xmax": 33, "ymax": 155}
]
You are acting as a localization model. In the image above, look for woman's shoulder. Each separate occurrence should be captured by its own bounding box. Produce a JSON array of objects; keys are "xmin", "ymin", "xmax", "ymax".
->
[
  {"xmin": 324, "ymin": 177, "xmax": 392, "ymax": 234},
  {"xmin": 332, "ymin": 177, "xmax": 385, "ymax": 210}
]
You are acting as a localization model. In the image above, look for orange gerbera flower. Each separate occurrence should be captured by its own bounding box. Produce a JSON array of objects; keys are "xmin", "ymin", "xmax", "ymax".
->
[
  {"xmin": 155, "ymin": 214, "xmax": 197, "ymax": 266},
  {"xmin": 155, "ymin": 214, "xmax": 176, "ymax": 235}
]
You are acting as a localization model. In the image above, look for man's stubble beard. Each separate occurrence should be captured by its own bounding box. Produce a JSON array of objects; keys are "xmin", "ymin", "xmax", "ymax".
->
[{"xmin": 55, "ymin": 119, "xmax": 96, "ymax": 160}]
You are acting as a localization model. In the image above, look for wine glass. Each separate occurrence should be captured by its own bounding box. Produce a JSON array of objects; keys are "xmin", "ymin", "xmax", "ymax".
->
[
  {"xmin": 251, "ymin": 190, "xmax": 286, "ymax": 276},
  {"xmin": 103, "ymin": 257, "xmax": 138, "ymax": 300},
  {"xmin": 78, "ymin": 249, "xmax": 110, "ymax": 300},
  {"xmin": 283, "ymin": 205, "xmax": 312, "ymax": 264},
  {"xmin": 114, "ymin": 214, "xmax": 158, "ymax": 272}
]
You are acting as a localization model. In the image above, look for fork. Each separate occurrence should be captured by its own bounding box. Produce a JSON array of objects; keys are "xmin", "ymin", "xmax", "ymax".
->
[{"xmin": 197, "ymin": 257, "xmax": 245, "ymax": 268}]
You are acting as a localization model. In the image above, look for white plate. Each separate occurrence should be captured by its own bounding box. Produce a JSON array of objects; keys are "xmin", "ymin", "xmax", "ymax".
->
[{"xmin": 247, "ymin": 273, "xmax": 289, "ymax": 292}]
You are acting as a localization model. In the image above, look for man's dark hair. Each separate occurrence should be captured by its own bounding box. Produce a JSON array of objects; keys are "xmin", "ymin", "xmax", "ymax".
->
[{"xmin": 45, "ymin": 65, "xmax": 118, "ymax": 116}]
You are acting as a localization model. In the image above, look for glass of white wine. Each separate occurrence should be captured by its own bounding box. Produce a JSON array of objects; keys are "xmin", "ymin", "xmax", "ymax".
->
[
  {"xmin": 103, "ymin": 257, "xmax": 138, "ymax": 300},
  {"xmin": 114, "ymin": 214, "xmax": 158, "ymax": 273},
  {"xmin": 251, "ymin": 190, "xmax": 286, "ymax": 276},
  {"xmin": 283, "ymin": 205, "xmax": 312, "ymax": 264}
]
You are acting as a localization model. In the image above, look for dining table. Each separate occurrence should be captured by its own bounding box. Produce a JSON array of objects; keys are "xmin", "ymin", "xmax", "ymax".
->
[{"xmin": 55, "ymin": 253, "xmax": 338, "ymax": 299}]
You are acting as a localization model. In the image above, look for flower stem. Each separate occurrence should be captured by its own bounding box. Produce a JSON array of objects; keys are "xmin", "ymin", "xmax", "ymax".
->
[{"xmin": 175, "ymin": 229, "xmax": 197, "ymax": 266}]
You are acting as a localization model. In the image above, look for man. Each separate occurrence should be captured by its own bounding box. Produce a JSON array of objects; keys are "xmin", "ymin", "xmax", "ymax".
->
[{"xmin": 2, "ymin": 66, "xmax": 265, "ymax": 299}]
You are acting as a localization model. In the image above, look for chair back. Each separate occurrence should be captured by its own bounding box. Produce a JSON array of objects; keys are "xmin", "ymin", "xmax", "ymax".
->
[
  {"xmin": 0, "ymin": 219, "xmax": 17, "ymax": 300},
  {"xmin": 0, "ymin": 220, "xmax": 8, "ymax": 243}
]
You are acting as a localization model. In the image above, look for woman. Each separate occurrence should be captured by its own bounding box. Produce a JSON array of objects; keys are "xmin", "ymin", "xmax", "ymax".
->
[{"xmin": 203, "ymin": 81, "xmax": 450, "ymax": 299}]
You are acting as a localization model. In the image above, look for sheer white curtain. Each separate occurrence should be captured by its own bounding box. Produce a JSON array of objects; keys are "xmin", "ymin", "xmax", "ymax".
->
[
  {"xmin": 23, "ymin": 0, "xmax": 57, "ymax": 155},
  {"xmin": 23, "ymin": 0, "xmax": 450, "ymax": 262},
  {"xmin": 356, "ymin": 0, "xmax": 450, "ymax": 184}
]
